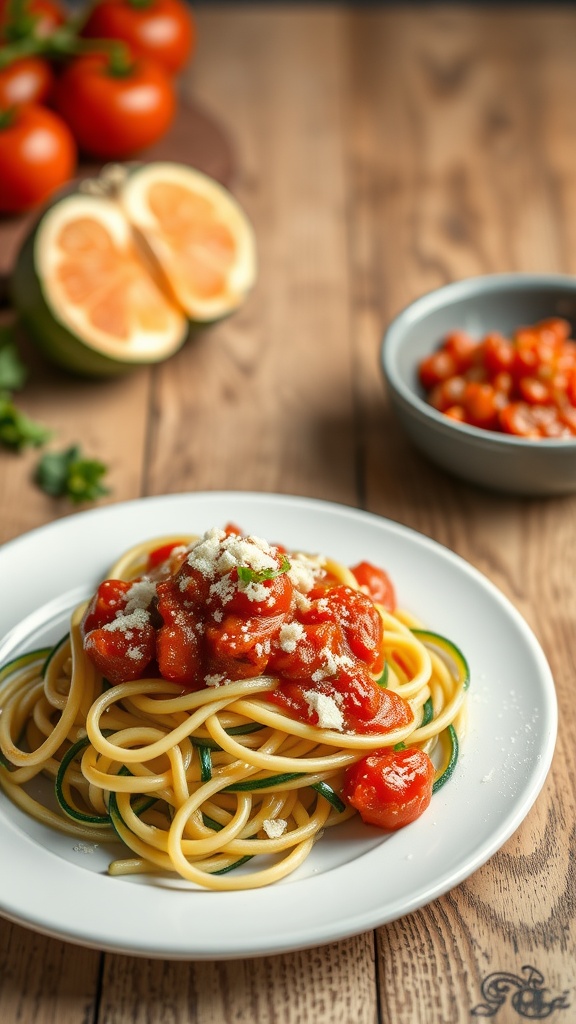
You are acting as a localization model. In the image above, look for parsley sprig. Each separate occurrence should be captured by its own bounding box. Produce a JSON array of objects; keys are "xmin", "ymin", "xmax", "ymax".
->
[
  {"xmin": 0, "ymin": 327, "xmax": 51, "ymax": 450},
  {"xmin": 237, "ymin": 554, "xmax": 291, "ymax": 585},
  {"xmin": 0, "ymin": 322, "xmax": 110, "ymax": 504},
  {"xmin": 35, "ymin": 445, "xmax": 110, "ymax": 504}
]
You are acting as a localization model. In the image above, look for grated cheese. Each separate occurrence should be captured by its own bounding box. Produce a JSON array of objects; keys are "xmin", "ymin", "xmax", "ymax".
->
[
  {"xmin": 304, "ymin": 690, "xmax": 344, "ymax": 731},
  {"xmin": 263, "ymin": 818, "xmax": 287, "ymax": 839}
]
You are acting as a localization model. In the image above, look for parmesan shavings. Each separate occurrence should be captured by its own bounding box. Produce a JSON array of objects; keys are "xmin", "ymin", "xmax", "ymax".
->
[
  {"xmin": 103, "ymin": 608, "xmax": 150, "ymax": 633},
  {"xmin": 123, "ymin": 579, "xmax": 157, "ymax": 614},
  {"xmin": 304, "ymin": 691, "xmax": 344, "ymax": 731},
  {"xmin": 263, "ymin": 818, "xmax": 288, "ymax": 839}
]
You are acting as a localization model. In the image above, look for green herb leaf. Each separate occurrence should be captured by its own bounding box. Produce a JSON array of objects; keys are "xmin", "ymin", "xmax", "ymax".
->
[
  {"xmin": 0, "ymin": 332, "xmax": 27, "ymax": 392},
  {"xmin": 0, "ymin": 395, "xmax": 51, "ymax": 450},
  {"xmin": 237, "ymin": 553, "xmax": 291, "ymax": 585},
  {"xmin": 35, "ymin": 445, "xmax": 110, "ymax": 503}
]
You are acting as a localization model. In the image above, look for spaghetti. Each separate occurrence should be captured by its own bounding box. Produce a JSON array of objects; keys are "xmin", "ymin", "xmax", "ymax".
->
[{"xmin": 0, "ymin": 526, "xmax": 469, "ymax": 890}]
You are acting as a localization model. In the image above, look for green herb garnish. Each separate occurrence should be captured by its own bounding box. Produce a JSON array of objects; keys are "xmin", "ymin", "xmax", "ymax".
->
[
  {"xmin": 237, "ymin": 553, "xmax": 291, "ymax": 585},
  {"xmin": 0, "ymin": 395, "xmax": 51, "ymax": 450},
  {"xmin": 35, "ymin": 445, "xmax": 109, "ymax": 504},
  {"xmin": 0, "ymin": 331, "xmax": 27, "ymax": 393}
]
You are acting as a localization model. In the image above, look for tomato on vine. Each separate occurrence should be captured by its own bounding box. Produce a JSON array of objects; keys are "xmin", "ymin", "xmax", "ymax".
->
[
  {"xmin": 0, "ymin": 102, "xmax": 76, "ymax": 214},
  {"xmin": 81, "ymin": 0, "xmax": 196, "ymax": 76},
  {"xmin": 52, "ymin": 48, "xmax": 176, "ymax": 158},
  {"xmin": 0, "ymin": 0, "xmax": 65, "ymax": 41},
  {"xmin": 0, "ymin": 55, "xmax": 54, "ymax": 105}
]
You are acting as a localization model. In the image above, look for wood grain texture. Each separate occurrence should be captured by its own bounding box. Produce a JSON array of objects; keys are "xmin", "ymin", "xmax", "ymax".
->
[{"xmin": 0, "ymin": 5, "xmax": 575, "ymax": 1024}]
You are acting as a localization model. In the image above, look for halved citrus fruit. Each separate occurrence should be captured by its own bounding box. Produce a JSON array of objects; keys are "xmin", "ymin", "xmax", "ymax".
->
[
  {"xmin": 11, "ymin": 163, "xmax": 257, "ymax": 376},
  {"xmin": 120, "ymin": 163, "xmax": 256, "ymax": 323}
]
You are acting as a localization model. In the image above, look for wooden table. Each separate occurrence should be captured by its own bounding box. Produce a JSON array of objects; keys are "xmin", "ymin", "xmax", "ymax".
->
[{"xmin": 1, "ymin": 4, "xmax": 575, "ymax": 1021}]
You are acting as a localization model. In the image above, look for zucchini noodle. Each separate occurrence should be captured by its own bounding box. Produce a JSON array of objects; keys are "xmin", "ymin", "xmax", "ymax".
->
[{"xmin": 0, "ymin": 530, "xmax": 469, "ymax": 890}]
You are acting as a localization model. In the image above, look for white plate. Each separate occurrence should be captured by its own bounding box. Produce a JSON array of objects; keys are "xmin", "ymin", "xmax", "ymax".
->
[{"xmin": 0, "ymin": 492, "xmax": 557, "ymax": 959}]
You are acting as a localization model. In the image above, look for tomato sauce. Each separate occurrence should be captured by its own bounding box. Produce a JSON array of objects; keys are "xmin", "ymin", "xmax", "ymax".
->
[
  {"xmin": 418, "ymin": 317, "xmax": 576, "ymax": 438},
  {"xmin": 81, "ymin": 529, "xmax": 409, "ymax": 737}
]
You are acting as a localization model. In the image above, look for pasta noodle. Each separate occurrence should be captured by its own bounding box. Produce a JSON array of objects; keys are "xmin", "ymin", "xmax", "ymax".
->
[{"xmin": 0, "ymin": 527, "xmax": 469, "ymax": 890}]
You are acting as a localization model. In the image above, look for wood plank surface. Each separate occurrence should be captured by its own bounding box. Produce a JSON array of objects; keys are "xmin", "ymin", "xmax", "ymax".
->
[{"xmin": 0, "ymin": 5, "xmax": 575, "ymax": 1024}]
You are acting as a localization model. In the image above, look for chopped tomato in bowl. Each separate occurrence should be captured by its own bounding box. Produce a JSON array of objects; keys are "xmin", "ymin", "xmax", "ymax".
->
[{"xmin": 381, "ymin": 273, "xmax": 576, "ymax": 495}]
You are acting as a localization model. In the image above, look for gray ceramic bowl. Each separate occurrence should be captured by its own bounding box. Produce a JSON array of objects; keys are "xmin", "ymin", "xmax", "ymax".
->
[{"xmin": 381, "ymin": 273, "xmax": 576, "ymax": 495}]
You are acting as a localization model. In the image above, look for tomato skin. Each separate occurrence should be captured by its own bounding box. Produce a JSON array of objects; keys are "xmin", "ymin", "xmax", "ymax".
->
[
  {"xmin": 84, "ymin": 620, "xmax": 156, "ymax": 684},
  {"xmin": 81, "ymin": 579, "xmax": 132, "ymax": 635},
  {"xmin": 0, "ymin": 57, "xmax": 54, "ymax": 107},
  {"xmin": 0, "ymin": 0, "xmax": 65, "ymax": 40},
  {"xmin": 205, "ymin": 613, "xmax": 285, "ymax": 681},
  {"xmin": 270, "ymin": 668, "xmax": 413, "ymax": 735},
  {"xmin": 52, "ymin": 53, "xmax": 176, "ymax": 159},
  {"xmin": 301, "ymin": 584, "xmax": 384, "ymax": 673},
  {"xmin": 351, "ymin": 562, "xmax": 396, "ymax": 612},
  {"xmin": 0, "ymin": 103, "xmax": 76, "ymax": 214},
  {"xmin": 222, "ymin": 567, "xmax": 294, "ymax": 618},
  {"xmin": 81, "ymin": 0, "xmax": 196, "ymax": 76},
  {"xmin": 156, "ymin": 618, "xmax": 203, "ymax": 687},
  {"xmin": 343, "ymin": 746, "xmax": 434, "ymax": 830}
]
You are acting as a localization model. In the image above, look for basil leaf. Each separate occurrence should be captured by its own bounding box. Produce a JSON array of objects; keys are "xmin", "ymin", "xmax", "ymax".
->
[{"xmin": 237, "ymin": 553, "xmax": 291, "ymax": 585}]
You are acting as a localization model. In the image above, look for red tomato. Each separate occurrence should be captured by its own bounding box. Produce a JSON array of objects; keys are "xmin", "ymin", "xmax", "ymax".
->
[
  {"xmin": 81, "ymin": 0, "xmax": 196, "ymax": 76},
  {"xmin": 351, "ymin": 562, "xmax": 396, "ymax": 612},
  {"xmin": 462, "ymin": 381, "xmax": 503, "ymax": 430},
  {"xmin": 156, "ymin": 618, "xmax": 202, "ymax": 687},
  {"xmin": 343, "ymin": 746, "xmax": 435, "ymax": 830},
  {"xmin": 223, "ymin": 567, "xmax": 294, "ymax": 618},
  {"xmin": 0, "ymin": 57, "xmax": 54, "ymax": 107},
  {"xmin": 205, "ymin": 613, "xmax": 285, "ymax": 681},
  {"xmin": 482, "ymin": 332, "xmax": 514, "ymax": 376},
  {"xmin": 269, "ymin": 621, "xmax": 345, "ymax": 682},
  {"xmin": 85, "ymin": 620, "xmax": 156, "ymax": 683},
  {"xmin": 301, "ymin": 584, "xmax": 384, "ymax": 673},
  {"xmin": 270, "ymin": 668, "xmax": 413, "ymax": 735},
  {"xmin": 0, "ymin": 0, "xmax": 65, "ymax": 40},
  {"xmin": 418, "ymin": 349, "xmax": 458, "ymax": 390},
  {"xmin": 81, "ymin": 579, "xmax": 132, "ymax": 635},
  {"xmin": 442, "ymin": 329, "xmax": 477, "ymax": 372},
  {"xmin": 52, "ymin": 52, "xmax": 176, "ymax": 159},
  {"xmin": 0, "ymin": 103, "xmax": 76, "ymax": 214},
  {"xmin": 146, "ymin": 541, "xmax": 187, "ymax": 571}
]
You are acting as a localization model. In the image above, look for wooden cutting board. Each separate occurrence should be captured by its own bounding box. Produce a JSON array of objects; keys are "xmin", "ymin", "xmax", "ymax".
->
[{"xmin": 0, "ymin": 97, "xmax": 236, "ymax": 293}]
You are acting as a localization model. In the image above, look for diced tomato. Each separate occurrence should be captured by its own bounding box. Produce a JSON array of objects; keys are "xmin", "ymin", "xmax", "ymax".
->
[
  {"xmin": 418, "ymin": 350, "xmax": 458, "ymax": 390},
  {"xmin": 81, "ymin": 579, "xmax": 131, "ymax": 635},
  {"xmin": 146, "ymin": 541, "xmax": 187, "ymax": 571},
  {"xmin": 481, "ymin": 332, "xmax": 515, "ymax": 376},
  {"xmin": 499, "ymin": 401, "xmax": 543, "ymax": 437},
  {"xmin": 419, "ymin": 318, "xmax": 576, "ymax": 438},
  {"xmin": 350, "ymin": 562, "xmax": 396, "ymax": 612},
  {"xmin": 462, "ymin": 381, "xmax": 503, "ymax": 430},
  {"xmin": 442, "ymin": 329, "xmax": 478, "ymax": 372},
  {"xmin": 156, "ymin": 618, "xmax": 203, "ymax": 688},
  {"xmin": 223, "ymin": 522, "xmax": 243, "ymax": 535},
  {"xmin": 269, "ymin": 620, "xmax": 345, "ymax": 681},
  {"xmin": 428, "ymin": 375, "xmax": 467, "ymax": 412},
  {"xmin": 518, "ymin": 376, "xmax": 551, "ymax": 406},
  {"xmin": 84, "ymin": 621, "xmax": 156, "ymax": 684},
  {"xmin": 444, "ymin": 404, "xmax": 466, "ymax": 422},
  {"xmin": 162, "ymin": 562, "xmax": 211, "ymax": 611},
  {"xmin": 537, "ymin": 317, "xmax": 571, "ymax": 343},
  {"xmin": 205, "ymin": 613, "xmax": 285, "ymax": 680},
  {"xmin": 223, "ymin": 567, "xmax": 294, "ymax": 618},
  {"xmin": 342, "ymin": 746, "xmax": 434, "ymax": 829},
  {"xmin": 269, "ymin": 667, "xmax": 413, "ymax": 735},
  {"xmin": 304, "ymin": 584, "xmax": 384, "ymax": 673},
  {"xmin": 331, "ymin": 669, "xmax": 413, "ymax": 733}
]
